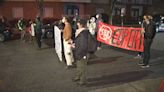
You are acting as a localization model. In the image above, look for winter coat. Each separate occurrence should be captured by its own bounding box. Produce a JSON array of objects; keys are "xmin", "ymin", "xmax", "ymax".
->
[
  {"xmin": 63, "ymin": 23, "xmax": 72, "ymax": 41},
  {"xmin": 73, "ymin": 29, "xmax": 88, "ymax": 60},
  {"xmin": 143, "ymin": 20, "xmax": 156, "ymax": 39}
]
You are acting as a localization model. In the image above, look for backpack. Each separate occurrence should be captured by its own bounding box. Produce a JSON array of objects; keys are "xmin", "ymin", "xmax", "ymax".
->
[{"xmin": 87, "ymin": 30, "xmax": 98, "ymax": 53}]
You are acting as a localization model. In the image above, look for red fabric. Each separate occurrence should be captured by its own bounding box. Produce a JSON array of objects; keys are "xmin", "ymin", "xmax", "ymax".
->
[
  {"xmin": 97, "ymin": 22, "xmax": 144, "ymax": 52},
  {"xmin": 26, "ymin": 27, "xmax": 32, "ymax": 34},
  {"xmin": 160, "ymin": 80, "xmax": 164, "ymax": 92}
]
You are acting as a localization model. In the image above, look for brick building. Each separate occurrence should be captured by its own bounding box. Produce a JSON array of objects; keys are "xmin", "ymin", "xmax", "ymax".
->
[
  {"xmin": 0, "ymin": 0, "xmax": 109, "ymax": 21},
  {"xmin": 0, "ymin": 0, "xmax": 159, "ymax": 25},
  {"xmin": 112, "ymin": 0, "xmax": 153, "ymax": 24}
]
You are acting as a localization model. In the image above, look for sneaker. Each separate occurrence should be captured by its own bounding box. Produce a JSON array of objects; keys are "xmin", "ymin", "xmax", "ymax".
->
[
  {"xmin": 141, "ymin": 65, "xmax": 150, "ymax": 68},
  {"xmin": 65, "ymin": 65, "xmax": 75, "ymax": 69},
  {"xmin": 76, "ymin": 82, "xmax": 87, "ymax": 86},
  {"xmin": 138, "ymin": 62, "xmax": 145, "ymax": 66},
  {"xmin": 72, "ymin": 78, "xmax": 80, "ymax": 82},
  {"xmin": 97, "ymin": 47, "xmax": 102, "ymax": 50}
]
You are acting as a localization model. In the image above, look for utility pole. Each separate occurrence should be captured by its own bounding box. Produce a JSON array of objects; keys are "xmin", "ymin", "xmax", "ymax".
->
[
  {"xmin": 36, "ymin": 0, "xmax": 44, "ymax": 19},
  {"xmin": 109, "ymin": 0, "xmax": 118, "ymax": 25}
]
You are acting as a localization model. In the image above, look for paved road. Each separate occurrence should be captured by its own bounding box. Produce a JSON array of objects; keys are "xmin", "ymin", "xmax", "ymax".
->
[{"xmin": 0, "ymin": 33, "xmax": 164, "ymax": 92}]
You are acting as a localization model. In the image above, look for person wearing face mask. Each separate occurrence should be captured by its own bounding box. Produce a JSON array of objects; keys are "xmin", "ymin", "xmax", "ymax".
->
[
  {"xmin": 61, "ymin": 16, "xmax": 74, "ymax": 69},
  {"xmin": 87, "ymin": 17, "xmax": 96, "ymax": 36},
  {"xmin": 138, "ymin": 15, "xmax": 156, "ymax": 68}
]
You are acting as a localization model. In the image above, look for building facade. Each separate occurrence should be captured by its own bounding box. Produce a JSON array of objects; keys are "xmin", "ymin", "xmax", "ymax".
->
[
  {"xmin": 112, "ymin": 0, "xmax": 152, "ymax": 24},
  {"xmin": 0, "ymin": 0, "xmax": 109, "ymax": 21},
  {"xmin": 0, "ymin": 0, "xmax": 157, "ymax": 25}
]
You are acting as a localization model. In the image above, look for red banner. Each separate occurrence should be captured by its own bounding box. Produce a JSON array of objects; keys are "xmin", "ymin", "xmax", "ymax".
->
[{"xmin": 97, "ymin": 22, "xmax": 144, "ymax": 52}]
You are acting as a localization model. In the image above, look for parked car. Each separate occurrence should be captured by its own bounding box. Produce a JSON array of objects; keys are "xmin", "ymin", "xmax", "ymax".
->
[
  {"xmin": 42, "ymin": 24, "xmax": 54, "ymax": 39},
  {"xmin": 155, "ymin": 17, "xmax": 164, "ymax": 32},
  {"xmin": 0, "ymin": 28, "xmax": 12, "ymax": 42},
  {"xmin": 153, "ymin": 14, "xmax": 164, "ymax": 32}
]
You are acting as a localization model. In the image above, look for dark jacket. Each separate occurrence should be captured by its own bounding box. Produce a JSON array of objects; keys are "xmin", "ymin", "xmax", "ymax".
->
[
  {"xmin": 143, "ymin": 20, "xmax": 156, "ymax": 39},
  {"xmin": 73, "ymin": 30, "xmax": 88, "ymax": 60},
  {"xmin": 35, "ymin": 19, "xmax": 42, "ymax": 34},
  {"xmin": 0, "ymin": 21, "xmax": 7, "ymax": 33}
]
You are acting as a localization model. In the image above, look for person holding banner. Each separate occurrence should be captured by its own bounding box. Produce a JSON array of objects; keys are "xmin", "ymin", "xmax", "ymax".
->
[
  {"xmin": 138, "ymin": 15, "xmax": 156, "ymax": 68},
  {"xmin": 61, "ymin": 16, "xmax": 74, "ymax": 69},
  {"xmin": 96, "ymin": 14, "xmax": 103, "ymax": 50}
]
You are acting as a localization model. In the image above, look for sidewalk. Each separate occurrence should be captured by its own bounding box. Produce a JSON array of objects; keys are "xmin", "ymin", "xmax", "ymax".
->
[{"xmin": 88, "ymin": 78, "xmax": 163, "ymax": 92}]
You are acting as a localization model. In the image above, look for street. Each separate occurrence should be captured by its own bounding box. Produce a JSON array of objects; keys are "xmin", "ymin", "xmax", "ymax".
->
[{"xmin": 0, "ymin": 33, "xmax": 164, "ymax": 92}]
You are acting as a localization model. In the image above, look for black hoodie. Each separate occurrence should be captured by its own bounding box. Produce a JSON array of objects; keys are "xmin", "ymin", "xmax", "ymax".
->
[{"xmin": 143, "ymin": 20, "xmax": 156, "ymax": 39}]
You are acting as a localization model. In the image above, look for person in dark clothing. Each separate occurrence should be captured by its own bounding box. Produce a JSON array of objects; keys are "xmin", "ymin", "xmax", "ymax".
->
[
  {"xmin": 35, "ymin": 16, "xmax": 42, "ymax": 49},
  {"xmin": 72, "ymin": 19, "xmax": 89, "ymax": 86},
  {"xmin": 0, "ymin": 16, "xmax": 6, "ymax": 33},
  {"xmin": 17, "ymin": 18, "xmax": 26, "ymax": 41},
  {"xmin": 0, "ymin": 16, "xmax": 10, "ymax": 41},
  {"xmin": 138, "ymin": 15, "xmax": 156, "ymax": 68},
  {"xmin": 96, "ymin": 14, "xmax": 103, "ymax": 50}
]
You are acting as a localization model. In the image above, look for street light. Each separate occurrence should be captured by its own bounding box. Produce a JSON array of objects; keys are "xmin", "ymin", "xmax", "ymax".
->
[
  {"xmin": 110, "ymin": 0, "xmax": 121, "ymax": 25},
  {"xmin": 121, "ymin": 8, "xmax": 125, "ymax": 27}
]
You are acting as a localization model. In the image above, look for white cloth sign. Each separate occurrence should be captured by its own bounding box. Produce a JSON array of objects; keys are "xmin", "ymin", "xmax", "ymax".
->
[{"xmin": 54, "ymin": 26, "xmax": 62, "ymax": 61}]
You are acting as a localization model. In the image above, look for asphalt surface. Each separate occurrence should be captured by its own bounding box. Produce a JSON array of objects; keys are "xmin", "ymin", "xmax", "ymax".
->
[{"xmin": 0, "ymin": 33, "xmax": 164, "ymax": 92}]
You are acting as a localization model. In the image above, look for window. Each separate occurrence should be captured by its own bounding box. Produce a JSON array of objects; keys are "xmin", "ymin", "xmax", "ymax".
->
[
  {"xmin": 131, "ymin": 8, "xmax": 139, "ymax": 19},
  {"xmin": 114, "ymin": 8, "xmax": 121, "ymax": 16},
  {"xmin": 44, "ymin": 7, "xmax": 53, "ymax": 18},
  {"xmin": 12, "ymin": 7, "xmax": 23, "ymax": 18},
  {"xmin": 64, "ymin": 4, "xmax": 79, "ymax": 16}
]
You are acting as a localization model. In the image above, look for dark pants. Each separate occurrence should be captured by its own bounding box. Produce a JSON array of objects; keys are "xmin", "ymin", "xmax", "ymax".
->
[
  {"xmin": 95, "ymin": 32, "xmax": 101, "ymax": 47},
  {"xmin": 75, "ymin": 58, "xmax": 87, "ymax": 83},
  {"xmin": 143, "ymin": 38, "xmax": 153, "ymax": 65},
  {"xmin": 36, "ymin": 32, "xmax": 42, "ymax": 48}
]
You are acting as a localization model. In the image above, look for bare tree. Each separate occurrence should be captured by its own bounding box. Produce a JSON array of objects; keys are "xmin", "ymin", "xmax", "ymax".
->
[
  {"xmin": 36, "ymin": 0, "xmax": 44, "ymax": 19},
  {"xmin": 109, "ymin": 0, "xmax": 118, "ymax": 25}
]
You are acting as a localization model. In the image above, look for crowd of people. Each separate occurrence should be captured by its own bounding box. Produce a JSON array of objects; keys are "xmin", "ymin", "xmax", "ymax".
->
[{"xmin": 0, "ymin": 14, "xmax": 156, "ymax": 86}]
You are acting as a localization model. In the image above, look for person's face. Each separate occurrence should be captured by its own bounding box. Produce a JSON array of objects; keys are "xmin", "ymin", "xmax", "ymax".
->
[
  {"xmin": 143, "ymin": 16, "xmax": 148, "ymax": 21},
  {"xmin": 90, "ymin": 17, "xmax": 96, "ymax": 22},
  {"xmin": 62, "ymin": 17, "xmax": 66, "ymax": 23},
  {"xmin": 77, "ymin": 22, "xmax": 82, "ymax": 29},
  {"xmin": 1, "ymin": 19, "xmax": 4, "ymax": 22},
  {"xmin": 96, "ymin": 15, "xmax": 99, "ymax": 19}
]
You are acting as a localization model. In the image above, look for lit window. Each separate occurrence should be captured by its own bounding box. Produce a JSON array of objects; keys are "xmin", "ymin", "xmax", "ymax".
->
[
  {"xmin": 44, "ymin": 7, "xmax": 53, "ymax": 18},
  {"xmin": 12, "ymin": 7, "xmax": 23, "ymax": 18}
]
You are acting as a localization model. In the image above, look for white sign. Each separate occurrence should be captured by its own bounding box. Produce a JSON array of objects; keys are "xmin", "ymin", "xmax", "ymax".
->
[{"xmin": 54, "ymin": 26, "xmax": 62, "ymax": 62}]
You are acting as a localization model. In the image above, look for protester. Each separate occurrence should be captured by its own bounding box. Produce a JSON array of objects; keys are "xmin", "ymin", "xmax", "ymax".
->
[
  {"xmin": 35, "ymin": 16, "xmax": 42, "ymax": 49},
  {"xmin": 72, "ymin": 12, "xmax": 79, "ymax": 30},
  {"xmin": 0, "ymin": 16, "xmax": 7, "ymax": 33},
  {"xmin": 17, "ymin": 18, "xmax": 26, "ymax": 41},
  {"xmin": 26, "ymin": 20, "xmax": 35, "ymax": 42},
  {"xmin": 61, "ymin": 16, "xmax": 74, "ymax": 69},
  {"xmin": 95, "ymin": 14, "xmax": 103, "ymax": 50},
  {"xmin": 0, "ymin": 16, "xmax": 10, "ymax": 41},
  {"xmin": 87, "ymin": 17, "xmax": 96, "ymax": 36},
  {"xmin": 134, "ymin": 19, "xmax": 145, "ymax": 59},
  {"xmin": 87, "ymin": 17, "xmax": 98, "ymax": 59},
  {"xmin": 72, "ymin": 19, "xmax": 89, "ymax": 86},
  {"xmin": 138, "ymin": 15, "xmax": 156, "ymax": 68}
]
